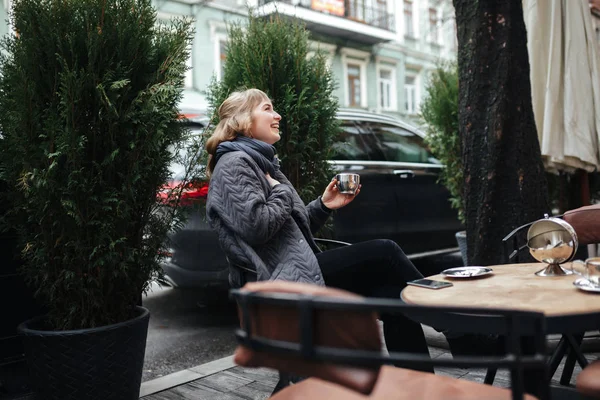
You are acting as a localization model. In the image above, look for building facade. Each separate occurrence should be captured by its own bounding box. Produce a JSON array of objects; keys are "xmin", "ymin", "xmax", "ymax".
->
[
  {"xmin": 0, "ymin": 0, "xmax": 458, "ymax": 123},
  {"xmin": 152, "ymin": 0, "xmax": 458, "ymax": 123}
]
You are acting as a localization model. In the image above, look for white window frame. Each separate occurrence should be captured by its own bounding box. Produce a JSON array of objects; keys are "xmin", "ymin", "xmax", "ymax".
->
[
  {"xmin": 404, "ymin": 68, "xmax": 420, "ymax": 115},
  {"xmin": 341, "ymin": 48, "xmax": 370, "ymax": 108},
  {"xmin": 403, "ymin": 0, "xmax": 415, "ymax": 38},
  {"xmin": 213, "ymin": 34, "xmax": 228, "ymax": 81},
  {"xmin": 210, "ymin": 20, "xmax": 229, "ymax": 81},
  {"xmin": 427, "ymin": 5, "xmax": 442, "ymax": 45},
  {"xmin": 376, "ymin": 62, "xmax": 397, "ymax": 111}
]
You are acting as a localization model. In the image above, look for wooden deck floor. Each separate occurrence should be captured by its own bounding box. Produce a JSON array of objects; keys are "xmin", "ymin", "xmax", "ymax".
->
[{"xmin": 141, "ymin": 345, "xmax": 599, "ymax": 400}]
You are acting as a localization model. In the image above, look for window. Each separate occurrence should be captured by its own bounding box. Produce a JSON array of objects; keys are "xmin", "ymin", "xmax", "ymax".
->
[
  {"xmin": 342, "ymin": 49, "xmax": 369, "ymax": 108},
  {"xmin": 367, "ymin": 122, "xmax": 438, "ymax": 164},
  {"xmin": 429, "ymin": 7, "xmax": 440, "ymax": 43},
  {"xmin": 214, "ymin": 36, "xmax": 228, "ymax": 81},
  {"xmin": 347, "ymin": 64, "xmax": 362, "ymax": 107},
  {"xmin": 377, "ymin": 66, "xmax": 397, "ymax": 111},
  {"xmin": 404, "ymin": 74, "xmax": 417, "ymax": 114},
  {"xmin": 219, "ymin": 39, "xmax": 227, "ymax": 79},
  {"xmin": 348, "ymin": 0, "xmax": 365, "ymax": 22},
  {"xmin": 375, "ymin": 0, "xmax": 388, "ymax": 29},
  {"xmin": 404, "ymin": 0, "xmax": 414, "ymax": 37},
  {"xmin": 379, "ymin": 70, "xmax": 392, "ymax": 109}
]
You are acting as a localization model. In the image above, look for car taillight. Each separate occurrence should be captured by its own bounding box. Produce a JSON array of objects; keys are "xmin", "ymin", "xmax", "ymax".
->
[{"xmin": 158, "ymin": 181, "xmax": 209, "ymax": 206}]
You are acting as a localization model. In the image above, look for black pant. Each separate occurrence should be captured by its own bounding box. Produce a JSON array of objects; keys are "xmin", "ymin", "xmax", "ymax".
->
[{"xmin": 316, "ymin": 239, "xmax": 432, "ymax": 372}]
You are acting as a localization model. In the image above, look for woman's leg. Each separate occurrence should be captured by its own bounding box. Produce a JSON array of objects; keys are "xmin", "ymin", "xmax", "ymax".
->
[{"xmin": 316, "ymin": 239, "xmax": 433, "ymax": 372}]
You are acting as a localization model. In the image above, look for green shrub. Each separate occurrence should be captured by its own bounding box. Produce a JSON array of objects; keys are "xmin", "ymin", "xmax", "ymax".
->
[
  {"xmin": 0, "ymin": 0, "xmax": 193, "ymax": 330},
  {"xmin": 206, "ymin": 12, "xmax": 339, "ymax": 202},
  {"xmin": 421, "ymin": 63, "xmax": 464, "ymax": 224}
]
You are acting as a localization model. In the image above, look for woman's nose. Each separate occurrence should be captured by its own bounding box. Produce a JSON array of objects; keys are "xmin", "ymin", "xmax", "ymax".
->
[{"xmin": 274, "ymin": 112, "xmax": 281, "ymax": 120}]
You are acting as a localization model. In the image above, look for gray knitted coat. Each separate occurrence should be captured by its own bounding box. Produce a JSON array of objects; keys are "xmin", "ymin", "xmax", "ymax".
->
[{"xmin": 206, "ymin": 151, "xmax": 330, "ymax": 288}]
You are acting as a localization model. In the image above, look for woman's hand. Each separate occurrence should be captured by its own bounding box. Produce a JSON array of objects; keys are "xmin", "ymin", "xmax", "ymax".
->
[
  {"xmin": 265, "ymin": 173, "xmax": 281, "ymax": 187},
  {"xmin": 321, "ymin": 177, "xmax": 361, "ymax": 210}
]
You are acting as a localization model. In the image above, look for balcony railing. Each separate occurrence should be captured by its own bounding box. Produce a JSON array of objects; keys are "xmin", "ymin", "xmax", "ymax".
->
[{"xmin": 258, "ymin": 0, "xmax": 396, "ymax": 33}]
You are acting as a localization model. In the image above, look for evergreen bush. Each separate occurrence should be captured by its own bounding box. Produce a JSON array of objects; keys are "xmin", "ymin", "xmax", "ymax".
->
[
  {"xmin": 206, "ymin": 12, "xmax": 339, "ymax": 202},
  {"xmin": 421, "ymin": 63, "xmax": 464, "ymax": 223},
  {"xmin": 0, "ymin": 0, "xmax": 193, "ymax": 330}
]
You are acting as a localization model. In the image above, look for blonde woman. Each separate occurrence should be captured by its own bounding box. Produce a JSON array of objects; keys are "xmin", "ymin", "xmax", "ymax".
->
[{"xmin": 206, "ymin": 88, "xmax": 432, "ymax": 372}]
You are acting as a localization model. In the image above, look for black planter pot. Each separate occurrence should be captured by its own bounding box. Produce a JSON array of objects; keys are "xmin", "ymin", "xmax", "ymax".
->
[
  {"xmin": 18, "ymin": 306, "xmax": 150, "ymax": 400},
  {"xmin": 0, "ymin": 179, "xmax": 46, "ymax": 396}
]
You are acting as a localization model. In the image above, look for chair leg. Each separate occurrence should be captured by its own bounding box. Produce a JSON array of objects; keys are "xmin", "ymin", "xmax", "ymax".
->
[
  {"xmin": 271, "ymin": 372, "xmax": 291, "ymax": 396},
  {"xmin": 484, "ymin": 368, "xmax": 497, "ymax": 385}
]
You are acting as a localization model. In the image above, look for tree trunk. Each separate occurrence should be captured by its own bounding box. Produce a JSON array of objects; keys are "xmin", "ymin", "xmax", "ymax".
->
[{"xmin": 453, "ymin": 0, "xmax": 550, "ymax": 266}]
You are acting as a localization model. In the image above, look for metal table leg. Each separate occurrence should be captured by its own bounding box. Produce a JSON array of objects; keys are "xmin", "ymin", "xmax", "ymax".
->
[
  {"xmin": 565, "ymin": 334, "xmax": 589, "ymax": 368},
  {"xmin": 548, "ymin": 335, "xmax": 568, "ymax": 378},
  {"xmin": 560, "ymin": 333, "xmax": 585, "ymax": 385}
]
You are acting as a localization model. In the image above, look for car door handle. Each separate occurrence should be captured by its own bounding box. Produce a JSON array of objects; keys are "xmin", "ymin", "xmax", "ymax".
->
[{"xmin": 393, "ymin": 170, "xmax": 415, "ymax": 179}]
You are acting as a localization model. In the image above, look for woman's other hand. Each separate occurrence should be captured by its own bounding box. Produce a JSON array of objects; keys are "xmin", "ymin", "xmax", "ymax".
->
[
  {"xmin": 265, "ymin": 173, "xmax": 281, "ymax": 187},
  {"xmin": 321, "ymin": 177, "xmax": 361, "ymax": 210}
]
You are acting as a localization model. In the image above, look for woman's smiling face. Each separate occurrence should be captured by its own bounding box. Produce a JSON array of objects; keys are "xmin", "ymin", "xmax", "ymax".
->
[{"xmin": 249, "ymin": 98, "xmax": 281, "ymax": 145}]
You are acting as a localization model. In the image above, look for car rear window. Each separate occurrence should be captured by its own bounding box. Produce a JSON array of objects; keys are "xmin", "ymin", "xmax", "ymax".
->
[
  {"xmin": 367, "ymin": 122, "xmax": 439, "ymax": 164},
  {"xmin": 331, "ymin": 120, "xmax": 386, "ymax": 161}
]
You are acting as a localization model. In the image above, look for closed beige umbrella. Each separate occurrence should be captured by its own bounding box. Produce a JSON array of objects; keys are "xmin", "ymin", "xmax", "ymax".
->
[{"xmin": 524, "ymin": 0, "xmax": 600, "ymax": 173}]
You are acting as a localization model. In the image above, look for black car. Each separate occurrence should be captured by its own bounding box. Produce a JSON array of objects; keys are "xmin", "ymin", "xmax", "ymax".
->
[{"xmin": 160, "ymin": 109, "xmax": 462, "ymax": 289}]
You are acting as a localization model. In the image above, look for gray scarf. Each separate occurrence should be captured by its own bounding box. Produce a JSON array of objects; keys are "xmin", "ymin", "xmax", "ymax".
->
[{"xmin": 215, "ymin": 135, "xmax": 280, "ymax": 176}]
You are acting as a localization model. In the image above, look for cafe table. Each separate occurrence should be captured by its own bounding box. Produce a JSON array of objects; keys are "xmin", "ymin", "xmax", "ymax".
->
[{"xmin": 401, "ymin": 263, "xmax": 600, "ymax": 385}]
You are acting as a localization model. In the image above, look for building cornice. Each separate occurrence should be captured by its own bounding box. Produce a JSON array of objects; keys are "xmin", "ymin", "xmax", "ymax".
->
[{"xmin": 339, "ymin": 47, "xmax": 371, "ymax": 60}]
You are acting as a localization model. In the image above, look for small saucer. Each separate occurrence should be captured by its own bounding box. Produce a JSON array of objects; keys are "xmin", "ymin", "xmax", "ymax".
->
[
  {"xmin": 442, "ymin": 266, "xmax": 493, "ymax": 278},
  {"xmin": 573, "ymin": 278, "xmax": 600, "ymax": 293}
]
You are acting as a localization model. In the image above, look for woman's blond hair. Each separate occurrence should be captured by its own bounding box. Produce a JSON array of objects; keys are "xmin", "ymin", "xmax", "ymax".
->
[{"xmin": 205, "ymin": 88, "xmax": 270, "ymax": 175}]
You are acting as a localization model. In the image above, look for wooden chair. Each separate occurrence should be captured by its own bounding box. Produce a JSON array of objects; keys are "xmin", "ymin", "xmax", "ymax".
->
[
  {"xmin": 227, "ymin": 238, "xmax": 351, "ymax": 395},
  {"xmin": 230, "ymin": 280, "xmax": 550, "ymax": 400},
  {"xmin": 501, "ymin": 204, "xmax": 600, "ymax": 386}
]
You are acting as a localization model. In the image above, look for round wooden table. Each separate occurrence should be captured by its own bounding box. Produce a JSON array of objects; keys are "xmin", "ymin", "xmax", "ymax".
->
[
  {"xmin": 402, "ymin": 263, "xmax": 600, "ymax": 324},
  {"xmin": 401, "ymin": 262, "xmax": 600, "ymax": 385}
]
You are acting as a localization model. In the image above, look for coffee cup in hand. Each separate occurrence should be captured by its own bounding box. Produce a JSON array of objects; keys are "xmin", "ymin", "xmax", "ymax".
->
[{"xmin": 335, "ymin": 173, "xmax": 360, "ymax": 195}]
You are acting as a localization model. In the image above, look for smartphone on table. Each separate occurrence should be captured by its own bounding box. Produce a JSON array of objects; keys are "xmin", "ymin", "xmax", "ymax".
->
[{"xmin": 407, "ymin": 278, "xmax": 453, "ymax": 290}]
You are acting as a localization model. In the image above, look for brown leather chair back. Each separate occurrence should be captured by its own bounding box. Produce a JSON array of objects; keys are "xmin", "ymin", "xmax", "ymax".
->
[
  {"xmin": 563, "ymin": 204, "xmax": 600, "ymax": 246},
  {"xmin": 233, "ymin": 281, "xmax": 382, "ymax": 394}
]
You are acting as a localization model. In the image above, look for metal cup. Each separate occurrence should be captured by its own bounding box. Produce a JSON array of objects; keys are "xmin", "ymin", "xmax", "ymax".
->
[
  {"xmin": 569, "ymin": 257, "xmax": 600, "ymax": 287},
  {"xmin": 335, "ymin": 173, "xmax": 360, "ymax": 195}
]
